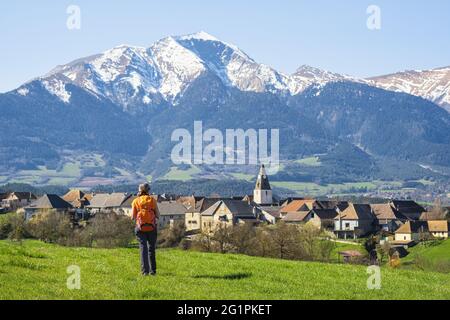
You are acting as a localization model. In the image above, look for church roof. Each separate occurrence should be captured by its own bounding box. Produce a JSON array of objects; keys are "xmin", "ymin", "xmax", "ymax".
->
[{"xmin": 255, "ymin": 165, "xmax": 271, "ymax": 190}]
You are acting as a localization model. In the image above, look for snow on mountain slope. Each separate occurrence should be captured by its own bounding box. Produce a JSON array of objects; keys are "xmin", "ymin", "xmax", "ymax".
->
[
  {"xmin": 174, "ymin": 32, "xmax": 289, "ymax": 94},
  {"xmin": 368, "ymin": 66, "xmax": 450, "ymax": 112},
  {"xmin": 149, "ymin": 36, "xmax": 206, "ymax": 102},
  {"xmin": 12, "ymin": 32, "xmax": 351, "ymax": 107},
  {"xmin": 10, "ymin": 31, "xmax": 449, "ymax": 112},
  {"xmin": 287, "ymin": 65, "xmax": 357, "ymax": 95}
]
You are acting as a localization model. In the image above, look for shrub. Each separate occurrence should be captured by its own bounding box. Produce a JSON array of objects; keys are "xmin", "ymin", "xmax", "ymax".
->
[
  {"xmin": 179, "ymin": 238, "xmax": 191, "ymax": 250},
  {"xmin": 158, "ymin": 221, "xmax": 186, "ymax": 248},
  {"xmin": 267, "ymin": 222, "xmax": 298, "ymax": 260},
  {"xmin": 7, "ymin": 211, "xmax": 29, "ymax": 242},
  {"xmin": 191, "ymin": 231, "xmax": 213, "ymax": 252},
  {"xmin": 248, "ymin": 226, "xmax": 274, "ymax": 257},
  {"xmin": 211, "ymin": 224, "xmax": 232, "ymax": 253},
  {"xmin": 83, "ymin": 211, "xmax": 134, "ymax": 248},
  {"xmin": 0, "ymin": 213, "xmax": 13, "ymax": 239},
  {"xmin": 228, "ymin": 224, "xmax": 255, "ymax": 254},
  {"xmin": 27, "ymin": 210, "xmax": 72, "ymax": 244}
]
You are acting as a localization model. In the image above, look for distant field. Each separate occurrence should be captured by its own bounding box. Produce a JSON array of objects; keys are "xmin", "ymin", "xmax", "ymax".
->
[
  {"xmin": 229, "ymin": 173, "xmax": 254, "ymax": 181},
  {"xmin": 163, "ymin": 166, "xmax": 201, "ymax": 181},
  {"xmin": 296, "ymin": 156, "xmax": 322, "ymax": 167},
  {"xmin": 271, "ymin": 181, "xmax": 380, "ymax": 196},
  {"xmin": 11, "ymin": 162, "xmax": 81, "ymax": 185},
  {"xmin": 5, "ymin": 153, "xmax": 107, "ymax": 186},
  {"xmin": 1, "ymin": 241, "xmax": 449, "ymax": 300}
]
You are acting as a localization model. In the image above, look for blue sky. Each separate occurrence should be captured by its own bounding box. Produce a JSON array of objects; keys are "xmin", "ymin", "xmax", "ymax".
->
[{"xmin": 1, "ymin": 0, "xmax": 449, "ymax": 92}]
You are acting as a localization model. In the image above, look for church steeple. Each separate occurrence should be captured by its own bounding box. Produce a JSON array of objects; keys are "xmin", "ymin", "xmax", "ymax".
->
[
  {"xmin": 255, "ymin": 164, "xmax": 271, "ymax": 190},
  {"xmin": 253, "ymin": 164, "xmax": 273, "ymax": 205}
]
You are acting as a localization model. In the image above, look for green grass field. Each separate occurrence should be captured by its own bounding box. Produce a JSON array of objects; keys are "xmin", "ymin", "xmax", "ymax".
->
[
  {"xmin": 1, "ymin": 240, "xmax": 449, "ymax": 300},
  {"xmin": 403, "ymin": 240, "xmax": 450, "ymax": 264},
  {"xmin": 295, "ymin": 156, "xmax": 322, "ymax": 167}
]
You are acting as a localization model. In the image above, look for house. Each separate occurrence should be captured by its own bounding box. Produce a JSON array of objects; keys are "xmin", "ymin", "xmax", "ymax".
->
[
  {"xmin": 257, "ymin": 205, "xmax": 282, "ymax": 224},
  {"xmin": 86, "ymin": 193, "xmax": 131, "ymax": 213},
  {"xmin": 200, "ymin": 199, "xmax": 260, "ymax": 232},
  {"xmin": 119, "ymin": 195, "xmax": 138, "ymax": 217},
  {"xmin": 183, "ymin": 197, "xmax": 223, "ymax": 232},
  {"xmin": 2, "ymin": 192, "xmax": 37, "ymax": 210},
  {"xmin": 282, "ymin": 208, "xmax": 338, "ymax": 230},
  {"xmin": 316, "ymin": 200, "xmax": 349, "ymax": 210},
  {"xmin": 390, "ymin": 200, "xmax": 425, "ymax": 221},
  {"xmin": 0, "ymin": 193, "xmax": 9, "ymax": 212},
  {"xmin": 370, "ymin": 203, "xmax": 409, "ymax": 232},
  {"xmin": 157, "ymin": 201, "xmax": 188, "ymax": 229},
  {"xmin": 419, "ymin": 210, "xmax": 447, "ymax": 221},
  {"xmin": 427, "ymin": 220, "xmax": 449, "ymax": 239},
  {"xmin": 279, "ymin": 199, "xmax": 322, "ymax": 219},
  {"xmin": 394, "ymin": 221, "xmax": 429, "ymax": 243},
  {"xmin": 253, "ymin": 165, "xmax": 273, "ymax": 205},
  {"xmin": 283, "ymin": 211, "xmax": 310, "ymax": 224},
  {"xmin": 334, "ymin": 204, "xmax": 375, "ymax": 239},
  {"xmin": 279, "ymin": 197, "xmax": 307, "ymax": 207},
  {"xmin": 307, "ymin": 209, "xmax": 338, "ymax": 230},
  {"xmin": 0, "ymin": 193, "xmax": 8, "ymax": 202},
  {"xmin": 63, "ymin": 189, "xmax": 90, "ymax": 208},
  {"xmin": 242, "ymin": 194, "xmax": 254, "ymax": 204},
  {"xmin": 24, "ymin": 194, "xmax": 73, "ymax": 220}
]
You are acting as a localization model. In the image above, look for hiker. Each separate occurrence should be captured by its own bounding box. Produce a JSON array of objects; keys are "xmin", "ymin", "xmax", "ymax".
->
[{"xmin": 132, "ymin": 183, "xmax": 160, "ymax": 276}]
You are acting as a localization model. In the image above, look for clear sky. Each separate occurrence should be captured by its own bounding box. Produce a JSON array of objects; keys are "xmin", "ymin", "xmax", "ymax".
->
[{"xmin": 1, "ymin": 0, "xmax": 449, "ymax": 93}]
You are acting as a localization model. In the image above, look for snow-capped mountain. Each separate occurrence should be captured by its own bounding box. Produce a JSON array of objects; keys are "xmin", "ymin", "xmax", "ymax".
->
[
  {"xmin": 2, "ymin": 31, "xmax": 450, "ymax": 187},
  {"xmin": 10, "ymin": 31, "xmax": 450, "ymax": 114},
  {"xmin": 368, "ymin": 66, "xmax": 450, "ymax": 112},
  {"xmin": 12, "ymin": 32, "xmax": 352, "ymax": 108}
]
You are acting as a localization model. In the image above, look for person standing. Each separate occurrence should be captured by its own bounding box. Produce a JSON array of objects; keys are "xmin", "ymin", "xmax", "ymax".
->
[{"xmin": 132, "ymin": 183, "xmax": 159, "ymax": 276}]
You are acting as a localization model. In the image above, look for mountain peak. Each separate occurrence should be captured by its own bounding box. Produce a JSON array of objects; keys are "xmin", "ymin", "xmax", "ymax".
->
[
  {"xmin": 294, "ymin": 65, "xmax": 326, "ymax": 74},
  {"xmin": 175, "ymin": 31, "xmax": 220, "ymax": 42}
]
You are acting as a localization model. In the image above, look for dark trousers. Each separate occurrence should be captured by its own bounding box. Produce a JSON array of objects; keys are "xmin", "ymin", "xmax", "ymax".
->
[{"xmin": 136, "ymin": 229, "xmax": 157, "ymax": 275}]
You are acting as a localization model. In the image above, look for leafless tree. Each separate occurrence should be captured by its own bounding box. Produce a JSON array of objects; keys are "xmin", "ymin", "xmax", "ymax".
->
[
  {"xmin": 268, "ymin": 222, "xmax": 297, "ymax": 259},
  {"xmin": 212, "ymin": 224, "xmax": 232, "ymax": 253}
]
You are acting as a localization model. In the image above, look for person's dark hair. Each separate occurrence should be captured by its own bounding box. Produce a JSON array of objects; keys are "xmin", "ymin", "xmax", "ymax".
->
[{"xmin": 138, "ymin": 183, "xmax": 150, "ymax": 196}]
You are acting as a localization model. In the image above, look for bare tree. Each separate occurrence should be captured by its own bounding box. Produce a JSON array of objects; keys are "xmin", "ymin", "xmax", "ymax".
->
[
  {"xmin": 298, "ymin": 223, "xmax": 321, "ymax": 260},
  {"xmin": 192, "ymin": 231, "xmax": 213, "ymax": 252},
  {"xmin": 211, "ymin": 224, "xmax": 232, "ymax": 253},
  {"xmin": 250, "ymin": 226, "xmax": 274, "ymax": 257},
  {"xmin": 429, "ymin": 198, "xmax": 446, "ymax": 220},
  {"xmin": 269, "ymin": 222, "xmax": 297, "ymax": 259},
  {"xmin": 159, "ymin": 221, "xmax": 186, "ymax": 248},
  {"xmin": 229, "ymin": 224, "xmax": 255, "ymax": 254}
]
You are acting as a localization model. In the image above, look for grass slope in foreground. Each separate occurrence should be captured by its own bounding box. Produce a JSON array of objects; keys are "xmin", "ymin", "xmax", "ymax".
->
[{"xmin": 0, "ymin": 241, "xmax": 449, "ymax": 300}]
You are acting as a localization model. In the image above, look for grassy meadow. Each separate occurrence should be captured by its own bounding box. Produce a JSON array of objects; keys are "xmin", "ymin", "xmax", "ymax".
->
[
  {"xmin": 403, "ymin": 240, "xmax": 450, "ymax": 264},
  {"xmin": 0, "ymin": 240, "xmax": 449, "ymax": 300}
]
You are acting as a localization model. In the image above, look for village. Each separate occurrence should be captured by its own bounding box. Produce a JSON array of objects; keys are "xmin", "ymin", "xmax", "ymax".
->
[{"xmin": 1, "ymin": 165, "xmax": 449, "ymax": 256}]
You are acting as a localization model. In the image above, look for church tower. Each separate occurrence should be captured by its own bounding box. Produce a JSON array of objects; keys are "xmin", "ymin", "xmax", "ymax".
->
[{"xmin": 253, "ymin": 164, "xmax": 273, "ymax": 205}]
